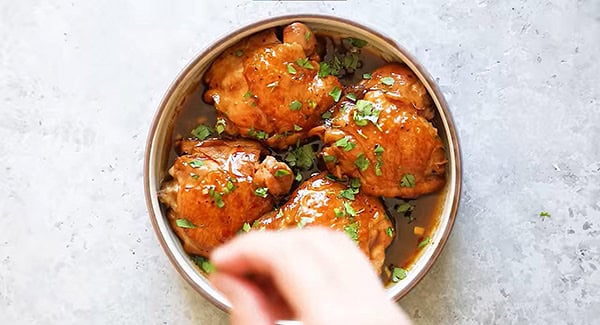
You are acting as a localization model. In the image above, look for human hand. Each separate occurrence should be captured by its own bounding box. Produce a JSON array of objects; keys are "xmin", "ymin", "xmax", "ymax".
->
[{"xmin": 209, "ymin": 227, "xmax": 412, "ymax": 325}]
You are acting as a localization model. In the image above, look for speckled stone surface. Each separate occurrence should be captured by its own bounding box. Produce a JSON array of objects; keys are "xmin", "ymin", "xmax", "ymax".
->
[{"xmin": 1, "ymin": 1, "xmax": 599, "ymax": 324}]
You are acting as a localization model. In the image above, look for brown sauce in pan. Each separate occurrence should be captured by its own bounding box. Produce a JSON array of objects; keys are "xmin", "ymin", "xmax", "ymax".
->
[{"xmin": 167, "ymin": 30, "xmax": 445, "ymax": 282}]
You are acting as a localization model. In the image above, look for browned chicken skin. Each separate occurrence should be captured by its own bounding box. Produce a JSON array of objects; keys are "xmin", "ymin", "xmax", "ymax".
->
[
  {"xmin": 252, "ymin": 173, "xmax": 394, "ymax": 273},
  {"xmin": 311, "ymin": 64, "xmax": 447, "ymax": 198},
  {"xmin": 159, "ymin": 139, "xmax": 293, "ymax": 256},
  {"xmin": 204, "ymin": 23, "xmax": 342, "ymax": 149}
]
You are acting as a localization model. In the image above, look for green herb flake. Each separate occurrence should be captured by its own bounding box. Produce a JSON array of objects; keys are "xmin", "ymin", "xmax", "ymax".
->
[
  {"xmin": 346, "ymin": 37, "xmax": 368, "ymax": 48},
  {"xmin": 345, "ymin": 93, "xmax": 358, "ymax": 102},
  {"xmin": 305, "ymin": 31, "xmax": 311, "ymax": 41},
  {"xmin": 362, "ymin": 73, "xmax": 372, "ymax": 79},
  {"xmin": 391, "ymin": 267, "xmax": 407, "ymax": 282},
  {"xmin": 308, "ymin": 99, "xmax": 318, "ymax": 109},
  {"xmin": 344, "ymin": 222, "xmax": 360, "ymax": 241},
  {"xmin": 400, "ymin": 173, "xmax": 416, "ymax": 188},
  {"xmin": 335, "ymin": 136, "xmax": 356, "ymax": 151},
  {"xmin": 225, "ymin": 180, "xmax": 236, "ymax": 193},
  {"xmin": 353, "ymin": 100, "xmax": 381, "ymax": 128},
  {"xmin": 287, "ymin": 63, "xmax": 297, "ymax": 75},
  {"xmin": 234, "ymin": 49, "xmax": 244, "ymax": 57},
  {"xmin": 334, "ymin": 208, "xmax": 345, "ymax": 218},
  {"xmin": 191, "ymin": 124, "xmax": 212, "ymax": 140},
  {"xmin": 209, "ymin": 188, "xmax": 225, "ymax": 208},
  {"xmin": 254, "ymin": 187, "xmax": 269, "ymax": 198},
  {"xmin": 350, "ymin": 178, "xmax": 361, "ymax": 189},
  {"xmin": 343, "ymin": 201, "xmax": 357, "ymax": 217},
  {"xmin": 329, "ymin": 86, "xmax": 342, "ymax": 102},
  {"xmin": 215, "ymin": 119, "xmax": 226, "ymax": 134},
  {"xmin": 190, "ymin": 174, "xmax": 199, "ymax": 180},
  {"xmin": 374, "ymin": 144, "xmax": 384, "ymax": 176},
  {"xmin": 266, "ymin": 81, "xmax": 279, "ymax": 88},
  {"xmin": 189, "ymin": 159, "xmax": 205, "ymax": 168},
  {"xmin": 380, "ymin": 76, "xmax": 395, "ymax": 86},
  {"xmin": 539, "ymin": 211, "xmax": 551, "ymax": 218},
  {"xmin": 243, "ymin": 91, "xmax": 253, "ymax": 99},
  {"xmin": 293, "ymin": 124, "xmax": 303, "ymax": 131},
  {"xmin": 296, "ymin": 57, "xmax": 314, "ymax": 70},
  {"xmin": 289, "ymin": 100, "xmax": 303, "ymax": 111},
  {"xmin": 321, "ymin": 111, "xmax": 332, "ymax": 119},
  {"xmin": 192, "ymin": 256, "xmax": 216, "ymax": 274},
  {"xmin": 396, "ymin": 202, "xmax": 414, "ymax": 213},
  {"xmin": 374, "ymin": 144, "xmax": 385, "ymax": 154},
  {"xmin": 354, "ymin": 154, "xmax": 370, "ymax": 172},
  {"xmin": 175, "ymin": 218, "xmax": 197, "ymax": 229},
  {"xmin": 242, "ymin": 222, "xmax": 251, "ymax": 232},
  {"xmin": 248, "ymin": 128, "xmax": 268, "ymax": 140},
  {"xmin": 323, "ymin": 155, "xmax": 337, "ymax": 163},
  {"xmin": 386, "ymin": 227, "xmax": 394, "ymax": 237},
  {"xmin": 418, "ymin": 236, "xmax": 431, "ymax": 249},
  {"xmin": 318, "ymin": 62, "xmax": 331, "ymax": 78},
  {"xmin": 275, "ymin": 169, "xmax": 290, "ymax": 177},
  {"xmin": 338, "ymin": 189, "xmax": 356, "ymax": 201},
  {"xmin": 295, "ymin": 172, "xmax": 303, "ymax": 182},
  {"xmin": 285, "ymin": 144, "xmax": 315, "ymax": 170}
]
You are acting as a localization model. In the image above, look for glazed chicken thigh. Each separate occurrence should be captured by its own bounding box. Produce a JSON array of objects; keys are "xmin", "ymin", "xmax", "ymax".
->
[
  {"xmin": 253, "ymin": 173, "xmax": 394, "ymax": 273},
  {"xmin": 159, "ymin": 139, "xmax": 293, "ymax": 256},
  {"xmin": 204, "ymin": 23, "xmax": 342, "ymax": 149},
  {"xmin": 311, "ymin": 64, "xmax": 447, "ymax": 198}
]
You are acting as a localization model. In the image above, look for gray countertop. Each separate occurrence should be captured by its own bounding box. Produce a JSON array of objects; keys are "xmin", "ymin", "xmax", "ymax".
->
[{"xmin": 1, "ymin": 1, "xmax": 598, "ymax": 324}]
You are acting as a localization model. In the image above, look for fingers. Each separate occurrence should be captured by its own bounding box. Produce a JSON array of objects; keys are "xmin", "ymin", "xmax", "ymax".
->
[{"xmin": 210, "ymin": 273, "xmax": 276, "ymax": 325}]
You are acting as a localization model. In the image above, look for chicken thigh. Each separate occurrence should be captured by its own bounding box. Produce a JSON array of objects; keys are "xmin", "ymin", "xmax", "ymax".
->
[
  {"xmin": 159, "ymin": 139, "xmax": 293, "ymax": 256},
  {"xmin": 204, "ymin": 22, "xmax": 342, "ymax": 149},
  {"xmin": 252, "ymin": 173, "xmax": 394, "ymax": 273},
  {"xmin": 311, "ymin": 64, "xmax": 447, "ymax": 198}
]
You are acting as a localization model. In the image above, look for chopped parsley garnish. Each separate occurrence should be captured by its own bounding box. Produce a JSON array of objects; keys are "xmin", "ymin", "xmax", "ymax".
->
[
  {"xmin": 380, "ymin": 76, "xmax": 395, "ymax": 86},
  {"xmin": 285, "ymin": 144, "xmax": 315, "ymax": 169},
  {"xmin": 296, "ymin": 58, "xmax": 314, "ymax": 70},
  {"xmin": 386, "ymin": 227, "xmax": 394, "ymax": 237},
  {"xmin": 323, "ymin": 154, "xmax": 337, "ymax": 163},
  {"xmin": 243, "ymin": 91, "xmax": 253, "ymax": 99},
  {"xmin": 346, "ymin": 37, "xmax": 368, "ymax": 48},
  {"xmin": 335, "ymin": 136, "xmax": 356, "ymax": 151},
  {"xmin": 418, "ymin": 236, "xmax": 431, "ymax": 249},
  {"xmin": 287, "ymin": 63, "xmax": 297, "ymax": 75},
  {"xmin": 374, "ymin": 144, "xmax": 384, "ymax": 176},
  {"xmin": 191, "ymin": 124, "xmax": 212, "ymax": 140},
  {"xmin": 247, "ymin": 128, "xmax": 268, "ymax": 140},
  {"xmin": 343, "ymin": 201, "xmax": 357, "ymax": 217},
  {"xmin": 295, "ymin": 172, "xmax": 303, "ymax": 182},
  {"xmin": 266, "ymin": 81, "xmax": 279, "ymax": 88},
  {"xmin": 391, "ymin": 267, "xmax": 407, "ymax": 282},
  {"xmin": 353, "ymin": 100, "xmax": 381, "ymax": 128},
  {"xmin": 242, "ymin": 222, "xmax": 251, "ymax": 232},
  {"xmin": 362, "ymin": 73, "xmax": 372, "ymax": 79},
  {"xmin": 215, "ymin": 119, "xmax": 226, "ymax": 134},
  {"xmin": 234, "ymin": 50, "xmax": 244, "ymax": 57},
  {"xmin": 329, "ymin": 86, "xmax": 342, "ymax": 102},
  {"xmin": 350, "ymin": 178, "xmax": 361, "ymax": 189},
  {"xmin": 289, "ymin": 100, "xmax": 303, "ymax": 111},
  {"xmin": 321, "ymin": 111, "xmax": 332, "ymax": 119},
  {"xmin": 192, "ymin": 256, "xmax": 216, "ymax": 274},
  {"xmin": 400, "ymin": 173, "xmax": 416, "ymax": 188},
  {"xmin": 275, "ymin": 169, "xmax": 290, "ymax": 177},
  {"xmin": 354, "ymin": 154, "xmax": 370, "ymax": 171},
  {"xmin": 308, "ymin": 99, "xmax": 317, "ymax": 109},
  {"xmin": 539, "ymin": 211, "xmax": 551, "ymax": 218},
  {"xmin": 396, "ymin": 201, "xmax": 414, "ymax": 213},
  {"xmin": 254, "ymin": 187, "xmax": 269, "ymax": 198},
  {"xmin": 334, "ymin": 208, "xmax": 345, "ymax": 218},
  {"xmin": 175, "ymin": 218, "xmax": 197, "ymax": 229},
  {"xmin": 318, "ymin": 62, "xmax": 331, "ymax": 78},
  {"xmin": 190, "ymin": 174, "xmax": 199, "ymax": 180},
  {"xmin": 293, "ymin": 124, "xmax": 303, "ymax": 131},
  {"xmin": 305, "ymin": 31, "xmax": 311, "ymax": 40},
  {"xmin": 338, "ymin": 188, "xmax": 356, "ymax": 200},
  {"xmin": 344, "ymin": 222, "xmax": 360, "ymax": 241},
  {"xmin": 189, "ymin": 159, "xmax": 204, "ymax": 168},
  {"xmin": 345, "ymin": 93, "xmax": 358, "ymax": 102},
  {"xmin": 208, "ymin": 188, "xmax": 225, "ymax": 208}
]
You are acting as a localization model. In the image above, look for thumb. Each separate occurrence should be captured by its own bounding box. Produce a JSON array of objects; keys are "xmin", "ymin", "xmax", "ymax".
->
[{"xmin": 210, "ymin": 273, "xmax": 275, "ymax": 325}]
